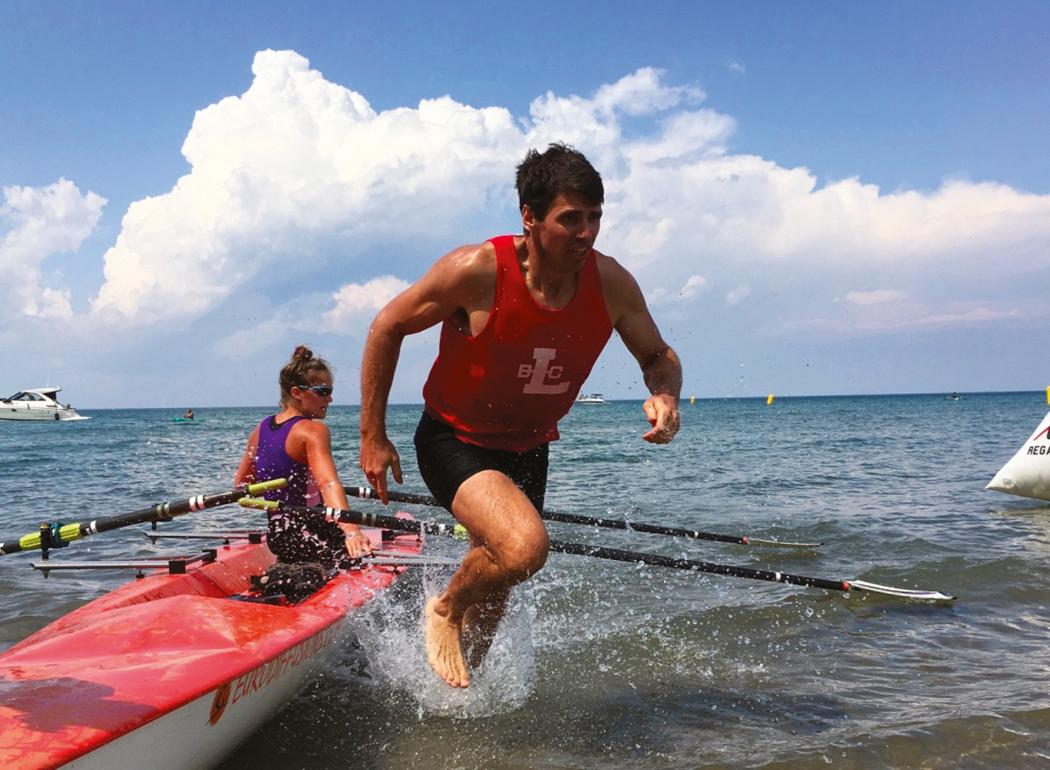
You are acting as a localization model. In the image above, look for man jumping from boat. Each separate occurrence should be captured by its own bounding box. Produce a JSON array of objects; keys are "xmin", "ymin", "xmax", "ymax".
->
[{"xmin": 359, "ymin": 144, "xmax": 682, "ymax": 688}]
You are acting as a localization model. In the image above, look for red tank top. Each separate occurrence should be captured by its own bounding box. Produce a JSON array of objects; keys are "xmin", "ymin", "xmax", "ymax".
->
[{"xmin": 422, "ymin": 234, "xmax": 613, "ymax": 452}]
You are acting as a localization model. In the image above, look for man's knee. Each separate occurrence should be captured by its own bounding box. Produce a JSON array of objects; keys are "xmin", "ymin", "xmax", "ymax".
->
[{"xmin": 496, "ymin": 527, "xmax": 549, "ymax": 579}]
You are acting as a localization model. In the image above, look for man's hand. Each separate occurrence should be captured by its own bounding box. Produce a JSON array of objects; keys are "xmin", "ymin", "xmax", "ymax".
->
[
  {"xmin": 641, "ymin": 394, "xmax": 680, "ymax": 444},
  {"xmin": 359, "ymin": 436, "xmax": 403, "ymax": 504}
]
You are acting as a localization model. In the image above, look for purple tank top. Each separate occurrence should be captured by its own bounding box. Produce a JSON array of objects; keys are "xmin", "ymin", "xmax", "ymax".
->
[{"xmin": 254, "ymin": 415, "xmax": 311, "ymax": 505}]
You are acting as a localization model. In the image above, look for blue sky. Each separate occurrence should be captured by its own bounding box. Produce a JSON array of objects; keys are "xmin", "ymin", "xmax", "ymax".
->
[{"xmin": 2, "ymin": 1, "xmax": 1048, "ymax": 408}]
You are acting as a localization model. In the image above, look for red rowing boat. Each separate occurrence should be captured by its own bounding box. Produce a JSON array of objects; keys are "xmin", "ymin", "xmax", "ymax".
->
[{"xmin": 0, "ymin": 523, "xmax": 423, "ymax": 770}]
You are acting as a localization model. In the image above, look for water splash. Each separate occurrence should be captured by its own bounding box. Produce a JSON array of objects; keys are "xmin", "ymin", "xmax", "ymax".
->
[{"xmin": 353, "ymin": 564, "xmax": 536, "ymax": 718}]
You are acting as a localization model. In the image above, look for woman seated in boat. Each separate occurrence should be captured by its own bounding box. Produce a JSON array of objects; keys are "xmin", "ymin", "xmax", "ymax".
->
[{"xmin": 234, "ymin": 346, "xmax": 372, "ymax": 565}]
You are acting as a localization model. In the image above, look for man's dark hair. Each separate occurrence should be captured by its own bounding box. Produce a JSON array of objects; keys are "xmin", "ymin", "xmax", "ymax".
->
[{"xmin": 515, "ymin": 143, "xmax": 604, "ymax": 220}]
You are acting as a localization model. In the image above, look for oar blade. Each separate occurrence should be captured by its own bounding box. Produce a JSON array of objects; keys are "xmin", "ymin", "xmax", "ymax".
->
[{"xmin": 846, "ymin": 579, "xmax": 956, "ymax": 603}]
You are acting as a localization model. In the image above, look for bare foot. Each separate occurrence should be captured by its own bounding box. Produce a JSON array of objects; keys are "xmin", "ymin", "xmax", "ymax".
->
[{"xmin": 424, "ymin": 597, "xmax": 470, "ymax": 688}]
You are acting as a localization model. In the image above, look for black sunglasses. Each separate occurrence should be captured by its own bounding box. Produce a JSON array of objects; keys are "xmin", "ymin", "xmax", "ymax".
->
[{"xmin": 297, "ymin": 384, "xmax": 333, "ymax": 397}]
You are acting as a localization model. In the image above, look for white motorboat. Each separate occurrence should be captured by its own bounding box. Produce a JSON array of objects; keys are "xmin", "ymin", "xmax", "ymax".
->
[
  {"xmin": 575, "ymin": 393, "xmax": 607, "ymax": 405},
  {"xmin": 0, "ymin": 387, "xmax": 90, "ymax": 421}
]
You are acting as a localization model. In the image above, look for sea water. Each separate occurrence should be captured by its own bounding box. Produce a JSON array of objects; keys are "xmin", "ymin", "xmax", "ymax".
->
[{"xmin": 1, "ymin": 392, "xmax": 1049, "ymax": 769}]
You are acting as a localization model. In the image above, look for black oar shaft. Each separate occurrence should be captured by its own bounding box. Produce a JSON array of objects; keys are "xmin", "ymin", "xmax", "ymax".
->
[
  {"xmin": 0, "ymin": 479, "xmax": 287, "ymax": 556},
  {"xmin": 546, "ymin": 541, "xmax": 847, "ymax": 592},
  {"xmin": 347, "ymin": 487, "xmax": 757, "ymax": 546},
  {"xmin": 346, "ymin": 487, "xmax": 439, "ymax": 508},
  {"xmin": 543, "ymin": 511, "xmax": 744, "ymax": 544},
  {"xmin": 246, "ymin": 500, "xmax": 848, "ymax": 593}
]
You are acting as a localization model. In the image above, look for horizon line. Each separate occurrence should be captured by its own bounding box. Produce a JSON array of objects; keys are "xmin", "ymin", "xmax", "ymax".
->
[{"xmin": 52, "ymin": 388, "xmax": 1049, "ymax": 412}]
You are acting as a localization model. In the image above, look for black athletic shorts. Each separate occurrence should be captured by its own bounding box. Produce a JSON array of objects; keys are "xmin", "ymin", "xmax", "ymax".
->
[{"xmin": 414, "ymin": 411, "xmax": 549, "ymax": 512}]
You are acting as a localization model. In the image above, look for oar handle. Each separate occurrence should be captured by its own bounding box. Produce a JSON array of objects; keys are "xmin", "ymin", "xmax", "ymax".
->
[{"xmin": 0, "ymin": 479, "xmax": 287, "ymax": 556}]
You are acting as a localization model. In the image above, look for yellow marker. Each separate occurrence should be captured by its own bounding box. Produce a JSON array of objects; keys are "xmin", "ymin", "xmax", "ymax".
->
[
  {"xmin": 766, "ymin": 393, "xmax": 775, "ymax": 405},
  {"xmin": 1046, "ymin": 385, "xmax": 1049, "ymax": 405},
  {"xmin": 689, "ymin": 395, "xmax": 696, "ymax": 405}
]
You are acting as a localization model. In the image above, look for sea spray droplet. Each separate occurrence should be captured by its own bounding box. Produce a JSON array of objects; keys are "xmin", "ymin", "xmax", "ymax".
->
[{"xmin": 353, "ymin": 562, "xmax": 535, "ymax": 718}]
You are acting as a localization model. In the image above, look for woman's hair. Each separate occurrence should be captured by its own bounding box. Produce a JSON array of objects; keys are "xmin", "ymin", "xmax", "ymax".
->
[{"xmin": 278, "ymin": 345, "xmax": 332, "ymax": 406}]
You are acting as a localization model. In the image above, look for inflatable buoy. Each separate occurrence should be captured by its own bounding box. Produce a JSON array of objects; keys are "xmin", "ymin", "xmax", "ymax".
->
[
  {"xmin": 986, "ymin": 410, "xmax": 1050, "ymax": 502},
  {"xmin": 766, "ymin": 393, "xmax": 775, "ymax": 405}
]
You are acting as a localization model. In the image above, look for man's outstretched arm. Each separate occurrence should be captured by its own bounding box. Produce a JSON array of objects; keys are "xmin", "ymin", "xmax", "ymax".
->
[
  {"xmin": 359, "ymin": 306, "xmax": 408, "ymax": 504},
  {"xmin": 359, "ymin": 244, "xmax": 494, "ymax": 499},
  {"xmin": 600, "ymin": 256, "xmax": 682, "ymax": 443}
]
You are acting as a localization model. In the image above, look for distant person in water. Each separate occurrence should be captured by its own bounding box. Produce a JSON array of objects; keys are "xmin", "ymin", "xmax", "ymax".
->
[
  {"xmin": 235, "ymin": 346, "xmax": 371, "ymax": 565},
  {"xmin": 183, "ymin": 409, "xmax": 195, "ymax": 420}
]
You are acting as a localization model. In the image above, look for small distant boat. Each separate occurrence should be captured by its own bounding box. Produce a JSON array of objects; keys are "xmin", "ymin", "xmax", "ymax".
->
[
  {"xmin": 947, "ymin": 392, "xmax": 961, "ymax": 401},
  {"xmin": 0, "ymin": 387, "xmax": 89, "ymax": 421},
  {"xmin": 575, "ymin": 393, "xmax": 607, "ymax": 405}
]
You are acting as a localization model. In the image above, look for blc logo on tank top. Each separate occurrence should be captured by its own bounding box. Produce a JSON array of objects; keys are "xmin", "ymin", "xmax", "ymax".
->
[{"xmin": 518, "ymin": 347, "xmax": 571, "ymax": 395}]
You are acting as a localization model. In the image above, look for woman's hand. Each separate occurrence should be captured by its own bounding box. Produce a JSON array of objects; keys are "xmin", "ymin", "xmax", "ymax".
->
[{"xmin": 343, "ymin": 527, "xmax": 373, "ymax": 558}]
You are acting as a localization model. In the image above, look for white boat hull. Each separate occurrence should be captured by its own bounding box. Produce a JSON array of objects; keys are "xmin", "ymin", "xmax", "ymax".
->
[
  {"xmin": 0, "ymin": 405, "xmax": 88, "ymax": 421},
  {"xmin": 0, "ymin": 387, "xmax": 90, "ymax": 421},
  {"xmin": 575, "ymin": 393, "xmax": 607, "ymax": 405},
  {"xmin": 62, "ymin": 624, "xmax": 340, "ymax": 770}
]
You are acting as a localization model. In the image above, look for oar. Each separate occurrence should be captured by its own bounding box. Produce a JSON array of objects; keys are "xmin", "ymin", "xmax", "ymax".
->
[
  {"xmin": 241, "ymin": 498, "xmax": 955, "ymax": 603},
  {"xmin": 0, "ymin": 479, "xmax": 287, "ymax": 557},
  {"xmin": 346, "ymin": 486, "xmax": 821, "ymax": 549}
]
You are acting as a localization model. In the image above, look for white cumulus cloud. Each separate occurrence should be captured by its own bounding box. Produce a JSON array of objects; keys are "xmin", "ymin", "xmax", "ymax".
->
[
  {"xmin": 0, "ymin": 179, "xmax": 105, "ymax": 320},
  {"xmin": 83, "ymin": 50, "xmax": 1050, "ymax": 346},
  {"xmin": 90, "ymin": 49, "xmax": 525, "ymax": 326},
  {"xmin": 322, "ymin": 275, "xmax": 411, "ymax": 332},
  {"xmin": 678, "ymin": 274, "xmax": 709, "ymax": 299},
  {"xmin": 647, "ymin": 274, "xmax": 709, "ymax": 306}
]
